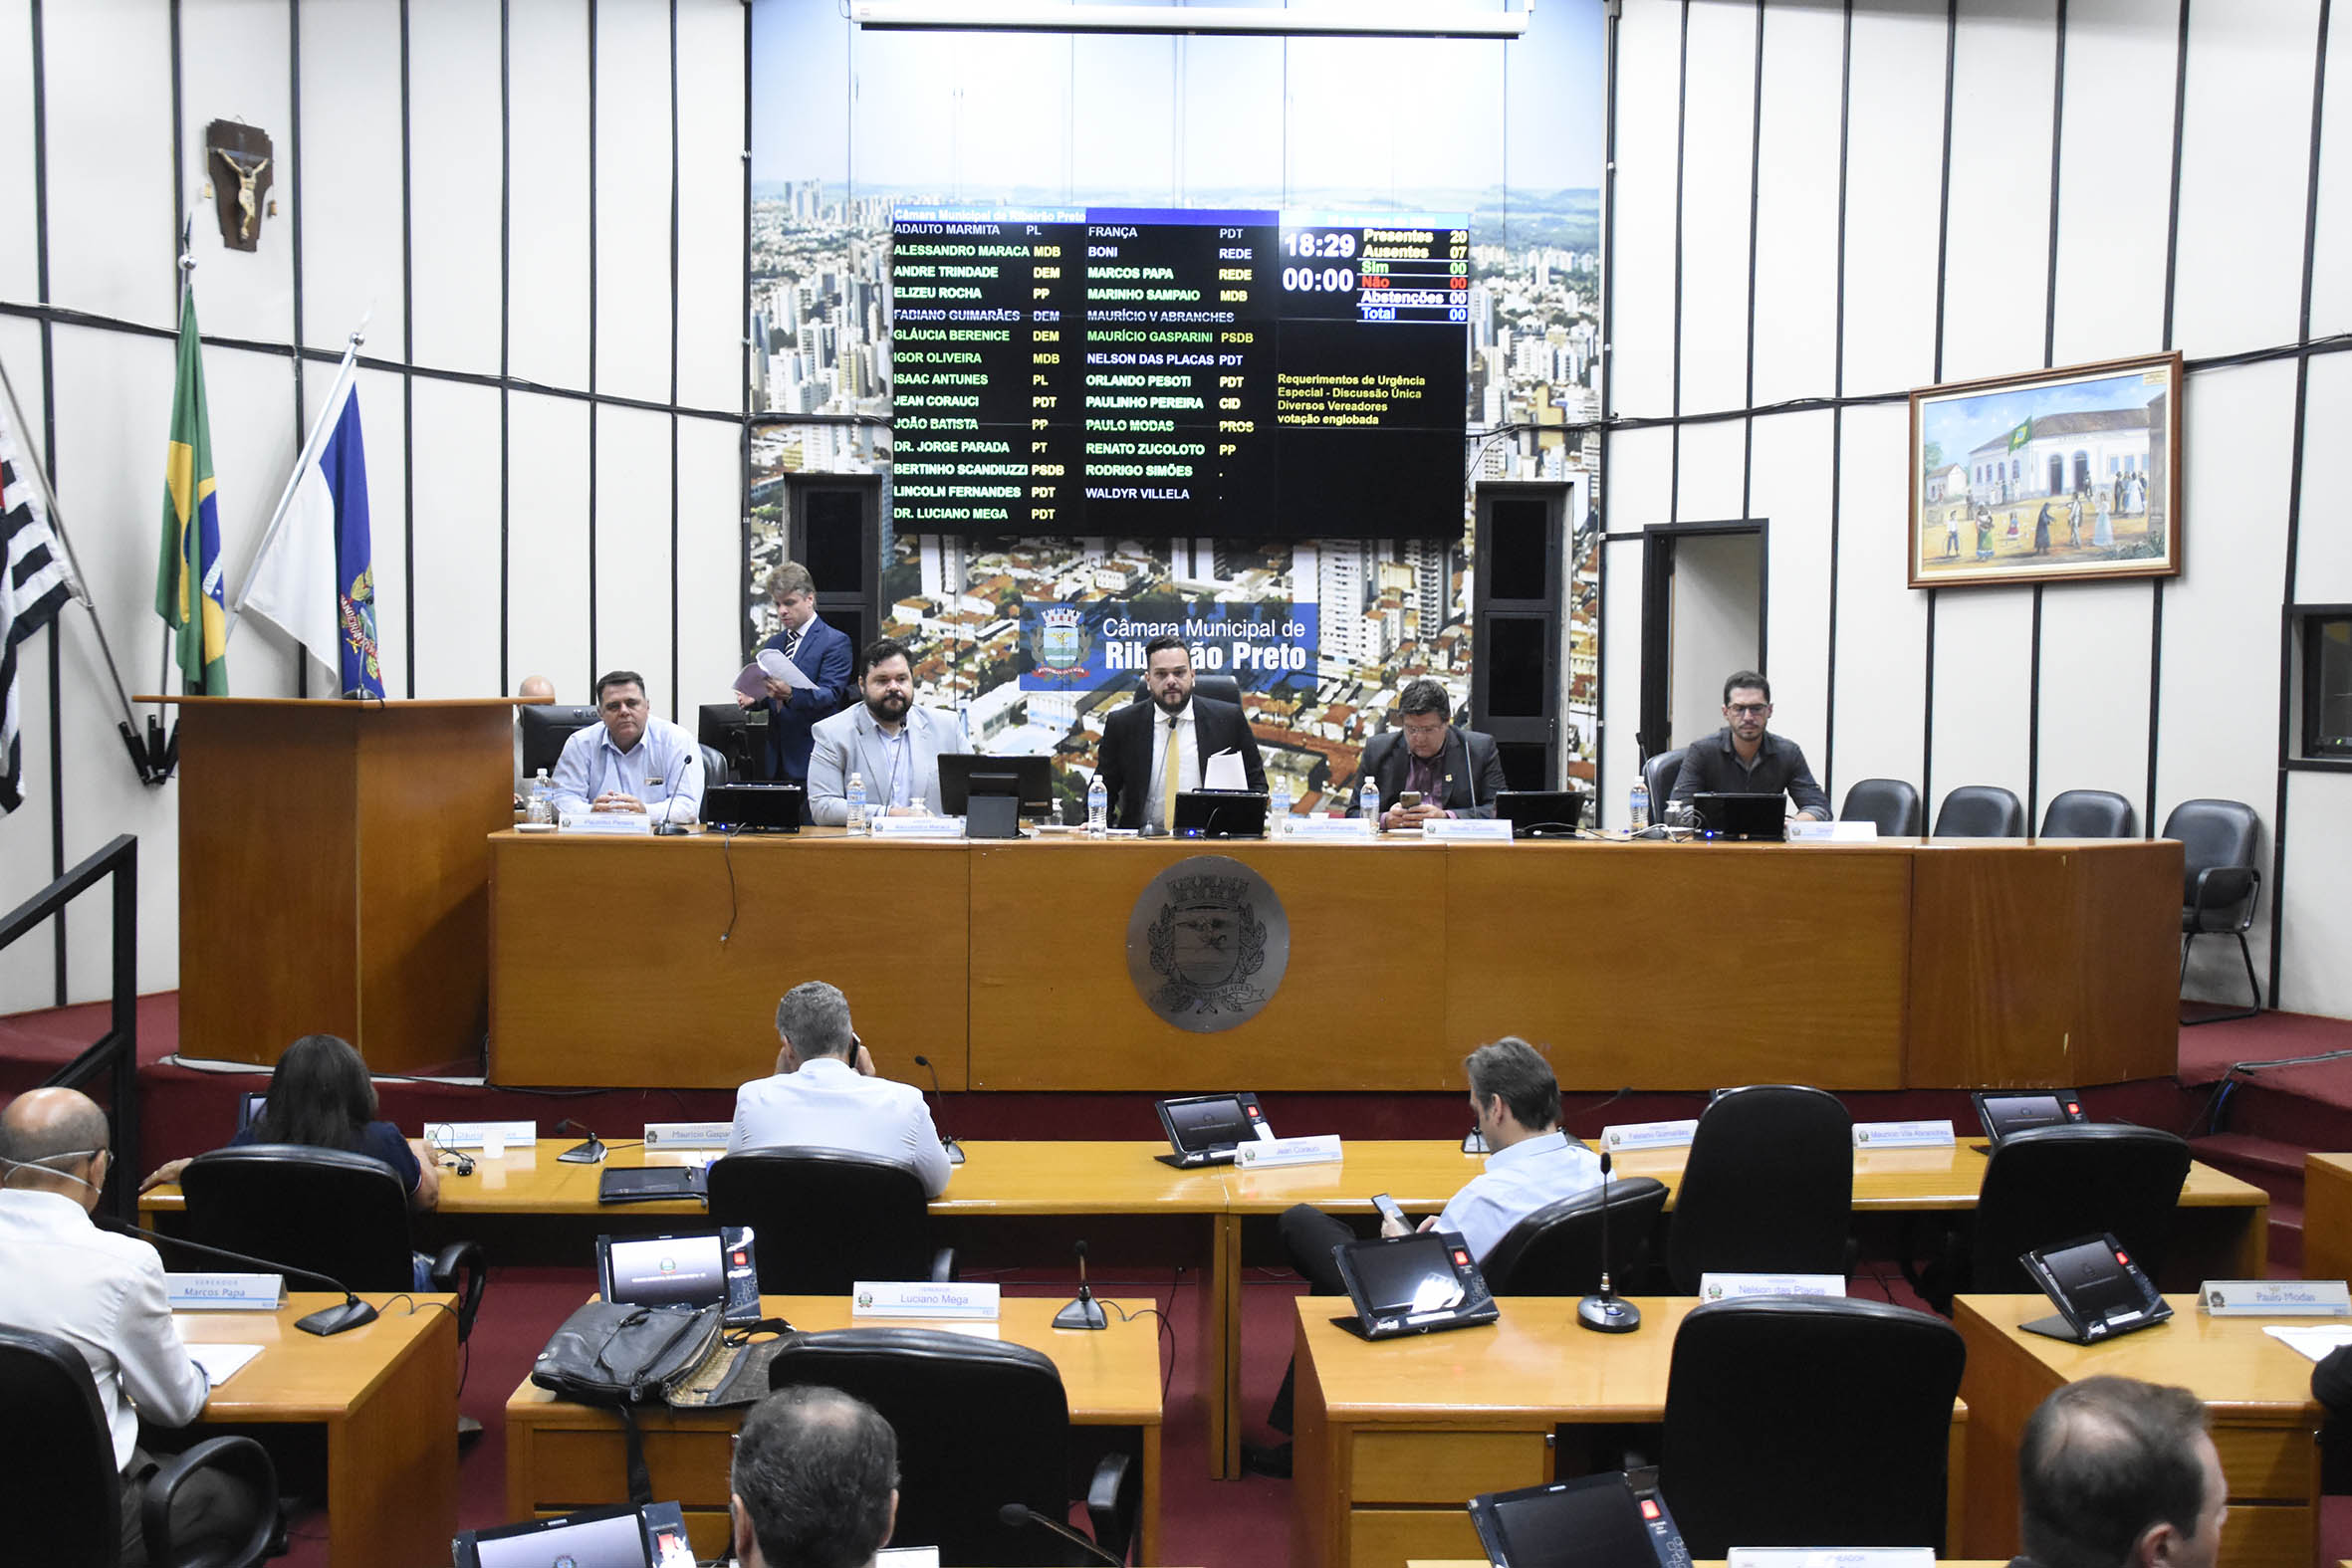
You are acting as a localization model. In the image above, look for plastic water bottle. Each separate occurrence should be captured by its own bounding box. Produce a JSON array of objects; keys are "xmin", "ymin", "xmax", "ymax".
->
[
  {"xmin": 1086, "ymin": 773, "xmax": 1108, "ymax": 838},
  {"xmin": 1359, "ymin": 774, "xmax": 1382, "ymax": 827},
  {"xmin": 1629, "ymin": 775, "xmax": 1651, "ymax": 831},
  {"xmin": 846, "ymin": 772, "xmax": 869, "ymax": 834},
  {"xmin": 1269, "ymin": 777, "xmax": 1291, "ymax": 837},
  {"xmin": 527, "ymin": 770, "xmax": 555, "ymax": 824}
]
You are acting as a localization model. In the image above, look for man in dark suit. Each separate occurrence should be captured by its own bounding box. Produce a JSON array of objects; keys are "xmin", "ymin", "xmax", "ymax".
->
[
  {"xmin": 1096, "ymin": 634, "xmax": 1266, "ymax": 831},
  {"xmin": 1351, "ymin": 677, "xmax": 1508, "ymax": 828},
  {"xmin": 737, "ymin": 560, "xmax": 852, "ymax": 784}
]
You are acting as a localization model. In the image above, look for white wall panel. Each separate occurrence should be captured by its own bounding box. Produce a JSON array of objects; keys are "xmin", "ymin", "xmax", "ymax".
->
[
  {"xmin": 1672, "ymin": 418, "xmax": 1745, "ymax": 524},
  {"xmin": 1838, "ymin": 2, "xmax": 1948, "ymax": 397},
  {"xmin": 0, "ymin": 0, "xmax": 39, "ymax": 303},
  {"xmin": 407, "ymin": 379, "xmax": 503, "ymax": 698},
  {"xmin": 592, "ymin": 3, "xmax": 676, "ymax": 405},
  {"xmin": 1924, "ymin": 586, "xmax": 2033, "ymax": 811},
  {"xmin": 2047, "ymin": 0, "xmax": 2181, "ymax": 366},
  {"xmin": 511, "ymin": 0, "xmax": 593, "ymax": 391},
  {"xmin": 407, "ymin": 0, "xmax": 502, "ymax": 375},
  {"xmin": 2034, "ymin": 579, "xmax": 2154, "ymax": 818},
  {"xmin": 2293, "ymin": 355, "xmax": 2352, "ymax": 601},
  {"xmin": 297, "ymin": 0, "xmax": 403, "ymax": 353},
  {"xmin": 1673, "ymin": 2, "xmax": 1757, "ymax": 418},
  {"xmin": 2169, "ymin": 0, "xmax": 2319, "ymax": 358},
  {"xmin": 1749, "ymin": 4, "xmax": 1845, "ymax": 408},
  {"xmin": 504, "ymin": 393, "xmax": 592, "ymax": 701},
  {"xmin": 676, "ymin": 417, "xmax": 745, "ymax": 707},
  {"xmin": 592, "ymin": 405, "xmax": 675, "ymax": 707},
  {"xmin": 1608, "ymin": 0, "xmax": 1684, "ymax": 420},
  {"xmin": 2308, "ymin": 1, "xmax": 2352, "ymax": 341},
  {"xmin": 1828, "ymin": 401, "xmax": 1927, "ymax": 792},
  {"xmin": 1747, "ymin": 408, "xmax": 1834, "ymax": 772},
  {"xmin": 676, "ymin": 2, "xmax": 746, "ymax": 413},
  {"xmin": 1606, "ymin": 425, "xmax": 1673, "ymax": 536},
  {"xmin": 1937, "ymin": 0, "xmax": 2055, "ymax": 384},
  {"xmin": 2280, "ymin": 773, "xmax": 2352, "ymax": 1016},
  {"xmin": 43, "ymin": 0, "xmax": 176, "ymax": 329},
  {"xmin": 178, "ymin": 1, "xmax": 296, "ymax": 348}
]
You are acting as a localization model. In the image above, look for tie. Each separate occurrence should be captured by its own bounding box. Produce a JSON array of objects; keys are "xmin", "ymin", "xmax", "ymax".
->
[
  {"xmin": 1161, "ymin": 714, "xmax": 1183, "ymax": 828},
  {"xmin": 783, "ymin": 627, "xmax": 802, "ymax": 665}
]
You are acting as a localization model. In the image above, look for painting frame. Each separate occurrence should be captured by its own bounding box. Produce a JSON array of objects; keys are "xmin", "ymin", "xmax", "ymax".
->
[{"xmin": 1908, "ymin": 349, "xmax": 2183, "ymax": 589}]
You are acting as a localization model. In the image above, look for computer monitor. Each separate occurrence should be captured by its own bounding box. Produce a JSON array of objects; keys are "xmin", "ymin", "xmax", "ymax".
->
[
  {"xmin": 453, "ymin": 1500, "xmax": 693, "ymax": 1568},
  {"xmin": 1496, "ymin": 789, "xmax": 1587, "ymax": 838},
  {"xmin": 518, "ymin": 704, "xmax": 601, "ymax": 780},
  {"xmin": 939, "ymin": 753, "xmax": 1053, "ymax": 816},
  {"xmin": 697, "ymin": 703, "xmax": 768, "ymax": 779},
  {"xmin": 1690, "ymin": 791, "xmax": 1785, "ymax": 842},
  {"xmin": 1467, "ymin": 1471, "xmax": 1692, "ymax": 1568}
]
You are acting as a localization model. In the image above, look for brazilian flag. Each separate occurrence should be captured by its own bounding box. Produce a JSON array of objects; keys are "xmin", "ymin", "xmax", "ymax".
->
[
  {"xmin": 156, "ymin": 290, "xmax": 227, "ymax": 694},
  {"xmin": 2004, "ymin": 417, "xmax": 2033, "ymax": 453}
]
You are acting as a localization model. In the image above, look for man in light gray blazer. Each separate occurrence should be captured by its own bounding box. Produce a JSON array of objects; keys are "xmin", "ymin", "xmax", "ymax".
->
[{"xmin": 807, "ymin": 636, "xmax": 972, "ymax": 825}]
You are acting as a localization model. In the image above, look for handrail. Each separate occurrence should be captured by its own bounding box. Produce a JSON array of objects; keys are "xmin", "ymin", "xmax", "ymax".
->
[{"xmin": 0, "ymin": 833, "xmax": 139, "ymax": 1224}]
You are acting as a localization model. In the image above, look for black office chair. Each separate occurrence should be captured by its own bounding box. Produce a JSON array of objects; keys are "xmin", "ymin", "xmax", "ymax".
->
[
  {"xmin": 1652, "ymin": 1298, "xmax": 1965, "ymax": 1555},
  {"xmin": 179, "ymin": 1145, "xmax": 487, "ymax": 1345},
  {"xmin": 1479, "ymin": 1176, "xmax": 1668, "ymax": 1296},
  {"xmin": 1913, "ymin": 1123, "xmax": 2191, "ymax": 1312},
  {"xmin": 1932, "ymin": 784, "xmax": 2025, "ymax": 836},
  {"xmin": 2039, "ymin": 787, "xmax": 2136, "ymax": 838},
  {"xmin": 0, "ymin": 1325, "xmax": 278, "ymax": 1568},
  {"xmin": 1839, "ymin": 778, "xmax": 1924, "ymax": 836},
  {"xmin": 1130, "ymin": 673, "xmax": 1242, "ymax": 709},
  {"xmin": 707, "ymin": 1149, "xmax": 954, "ymax": 1294},
  {"xmin": 767, "ymin": 1327, "xmax": 1138, "ymax": 1566},
  {"xmin": 699, "ymin": 743, "xmax": 732, "ymax": 786},
  {"xmin": 2165, "ymin": 797, "xmax": 2264, "ymax": 1022},
  {"xmin": 1642, "ymin": 748, "xmax": 1684, "ymax": 818},
  {"xmin": 1665, "ymin": 1085, "xmax": 1851, "ymax": 1294}
]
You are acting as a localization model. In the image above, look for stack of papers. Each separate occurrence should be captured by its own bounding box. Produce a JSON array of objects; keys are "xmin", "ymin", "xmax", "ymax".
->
[{"xmin": 2262, "ymin": 1323, "xmax": 2352, "ymax": 1362}]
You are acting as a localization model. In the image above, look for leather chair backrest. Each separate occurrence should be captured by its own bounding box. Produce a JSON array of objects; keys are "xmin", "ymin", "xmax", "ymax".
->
[
  {"xmin": 1481, "ymin": 1176, "xmax": 1668, "ymax": 1296},
  {"xmin": 1972, "ymin": 1123, "xmax": 2192, "ymax": 1293},
  {"xmin": 181, "ymin": 1144, "xmax": 417, "ymax": 1292},
  {"xmin": 0, "ymin": 1326, "xmax": 119, "ymax": 1568},
  {"xmin": 1642, "ymin": 748, "xmax": 1684, "ymax": 813},
  {"xmin": 1932, "ymin": 784, "xmax": 2025, "ymax": 837},
  {"xmin": 707, "ymin": 1148, "xmax": 936, "ymax": 1295},
  {"xmin": 1668, "ymin": 1084, "xmax": 1851, "ymax": 1292},
  {"xmin": 767, "ymin": 1327, "xmax": 1073, "ymax": 1566},
  {"xmin": 2162, "ymin": 798, "xmax": 2261, "ymax": 908},
  {"xmin": 1658, "ymin": 1297, "xmax": 1966, "ymax": 1556},
  {"xmin": 699, "ymin": 744, "xmax": 731, "ymax": 786},
  {"xmin": 1839, "ymin": 778, "xmax": 1924, "ymax": 836},
  {"xmin": 1131, "ymin": 674, "xmax": 1243, "ymax": 709},
  {"xmin": 2039, "ymin": 788, "xmax": 2136, "ymax": 838}
]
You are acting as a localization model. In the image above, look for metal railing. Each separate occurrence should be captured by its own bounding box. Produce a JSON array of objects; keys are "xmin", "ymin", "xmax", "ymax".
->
[{"xmin": 0, "ymin": 833, "xmax": 139, "ymax": 1223}]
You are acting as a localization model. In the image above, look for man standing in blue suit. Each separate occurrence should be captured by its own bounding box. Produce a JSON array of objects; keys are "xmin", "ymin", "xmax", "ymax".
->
[{"xmin": 740, "ymin": 560, "xmax": 851, "ymax": 783}]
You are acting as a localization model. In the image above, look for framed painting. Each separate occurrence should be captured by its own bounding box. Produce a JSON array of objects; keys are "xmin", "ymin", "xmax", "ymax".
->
[{"xmin": 1909, "ymin": 351, "xmax": 2182, "ymax": 588}]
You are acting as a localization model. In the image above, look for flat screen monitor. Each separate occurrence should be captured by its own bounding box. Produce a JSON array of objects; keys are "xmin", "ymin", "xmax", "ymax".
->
[
  {"xmin": 939, "ymin": 753, "xmax": 1053, "ymax": 816},
  {"xmin": 1468, "ymin": 1471, "xmax": 1689, "ymax": 1568},
  {"xmin": 697, "ymin": 703, "xmax": 768, "ymax": 778},
  {"xmin": 1495, "ymin": 789, "xmax": 1586, "ymax": 838},
  {"xmin": 454, "ymin": 1501, "xmax": 693, "ymax": 1568},
  {"xmin": 1156, "ymin": 1092, "xmax": 1265, "ymax": 1157},
  {"xmin": 519, "ymin": 704, "xmax": 601, "ymax": 780},
  {"xmin": 1974, "ymin": 1088, "xmax": 2087, "ymax": 1145},
  {"xmin": 1690, "ymin": 790, "xmax": 1785, "ymax": 842},
  {"xmin": 1343, "ymin": 1232, "xmax": 1469, "ymax": 1318},
  {"xmin": 1175, "ymin": 788, "xmax": 1267, "ymax": 839}
]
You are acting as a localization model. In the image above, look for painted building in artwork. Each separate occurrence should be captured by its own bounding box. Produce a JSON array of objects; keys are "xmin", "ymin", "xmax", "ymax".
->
[{"xmin": 1966, "ymin": 408, "xmax": 2151, "ymax": 504}]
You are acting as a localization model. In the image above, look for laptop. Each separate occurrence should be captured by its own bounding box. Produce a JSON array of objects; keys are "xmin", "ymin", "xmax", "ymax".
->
[
  {"xmin": 595, "ymin": 1228, "xmax": 762, "ymax": 1327},
  {"xmin": 702, "ymin": 782, "xmax": 805, "ymax": 833},
  {"xmin": 1154, "ymin": 1092, "xmax": 1272, "ymax": 1168},
  {"xmin": 1973, "ymin": 1088, "xmax": 2088, "ymax": 1147},
  {"xmin": 1330, "ymin": 1229, "xmax": 1499, "ymax": 1340},
  {"xmin": 453, "ymin": 1500, "xmax": 694, "ymax": 1568},
  {"xmin": 1467, "ymin": 1470, "xmax": 1696, "ymax": 1568},
  {"xmin": 1174, "ymin": 788, "xmax": 1268, "ymax": 839},
  {"xmin": 1495, "ymin": 789, "xmax": 1587, "ymax": 838},
  {"xmin": 597, "ymin": 1165, "xmax": 708, "ymax": 1205},
  {"xmin": 2018, "ymin": 1231, "xmax": 2174, "ymax": 1343},
  {"xmin": 233, "ymin": 1091, "xmax": 268, "ymax": 1135},
  {"xmin": 1690, "ymin": 790, "xmax": 1786, "ymax": 841}
]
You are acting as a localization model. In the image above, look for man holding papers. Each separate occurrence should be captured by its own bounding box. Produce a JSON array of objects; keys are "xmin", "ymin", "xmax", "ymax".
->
[
  {"xmin": 0, "ymin": 1088, "xmax": 262, "ymax": 1565},
  {"xmin": 739, "ymin": 560, "xmax": 851, "ymax": 784},
  {"xmin": 807, "ymin": 637, "xmax": 971, "ymax": 824},
  {"xmin": 1096, "ymin": 634, "xmax": 1266, "ymax": 831},
  {"xmin": 551, "ymin": 670, "xmax": 704, "ymax": 820}
]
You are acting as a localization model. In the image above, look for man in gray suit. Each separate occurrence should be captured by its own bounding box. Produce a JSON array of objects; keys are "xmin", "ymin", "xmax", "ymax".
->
[{"xmin": 807, "ymin": 636, "xmax": 971, "ymax": 825}]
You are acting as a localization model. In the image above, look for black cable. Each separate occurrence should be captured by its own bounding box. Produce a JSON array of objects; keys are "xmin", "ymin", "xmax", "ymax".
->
[
  {"xmin": 721, "ymin": 825, "xmax": 742, "ymax": 945},
  {"xmin": 1100, "ymin": 1299, "xmax": 1178, "ymax": 1402}
]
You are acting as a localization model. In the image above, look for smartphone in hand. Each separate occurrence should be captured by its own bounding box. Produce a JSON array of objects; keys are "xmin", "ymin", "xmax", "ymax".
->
[{"xmin": 1371, "ymin": 1192, "xmax": 1408, "ymax": 1231}]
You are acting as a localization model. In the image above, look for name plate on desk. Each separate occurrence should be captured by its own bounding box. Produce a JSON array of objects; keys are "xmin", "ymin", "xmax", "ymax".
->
[
  {"xmin": 2200, "ymin": 1278, "xmax": 2351, "ymax": 1315},
  {"xmin": 1287, "ymin": 816, "xmax": 1376, "ymax": 841},
  {"xmin": 425, "ymin": 1119, "xmax": 537, "ymax": 1150},
  {"xmin": 1232, "ymin": 1134, "xmax": 1344, "ymax": 1169},
  {"xmin": 558, "ymin": 812, "xmax": 654, "ymax": 835},
  {"xmin": 1729, "ymin": 1550, "xmax": 1932, "ymax": 1568},
  {"xmin": 165, "ymin": 1272, "xmax": 286, "ymax": 1310},
  {"xmin": 642, "ymin": 1121, "xmax": 731, "ymax": 1150},
  {"xmin": 862, "ymin": 815, "xmax": 963, "ymax": 838},
  {"xmin": 1600, "ymin": 1119, "xmax": 1698, "ymax": 1152},
  {"xmin": 1700, "ymin": 1272, "xmax": 1846, "ymax": 1301},
  {"xmin": 1785, "ymin": 819, "xmax": 1880, "ymax": 842},
  {"xmin": 852, "ymin": 1281, "xmax": 1001, "ymax": 1320},
  {"xmin": 1421, "ymin": 819, "xmax": 1514, "ymax": 841},
  {"xmin": 1852, "ymin": 1119, "xmax": 1955, "ymax": 1148}
]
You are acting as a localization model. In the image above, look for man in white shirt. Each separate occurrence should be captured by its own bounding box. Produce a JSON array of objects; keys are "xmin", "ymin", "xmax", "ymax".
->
[
  {"xmin": 549, "ymin": 669, "xmax": 704, "ymax": 822},
  {"xmin": 0, "ymin": 1088, "xmax": 262, "ymax": 1566},
  {"xmin": 725, "ymin": 982, "xmax": 954, "ymax": 1198},
  {"xmin": 731, "ymin": 1386, "xmax": 898, "ymax": 1568}
]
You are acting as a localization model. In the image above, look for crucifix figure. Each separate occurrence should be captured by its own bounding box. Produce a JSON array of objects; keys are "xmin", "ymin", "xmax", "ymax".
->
[
  {"xmin": 217, "ymin": 151, "xmax": 270, "ymax": 243},
  {"xmin": 203, "ymin": 120, "xmax": 274, "ymax": 253}
]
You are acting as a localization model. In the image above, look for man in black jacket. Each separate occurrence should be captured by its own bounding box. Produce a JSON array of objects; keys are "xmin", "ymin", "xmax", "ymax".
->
[
  {"xmin": 1095, "ymin": 635, "xmax": 1266, "ymax": 831},
  {"xmin": 1351, "ymin": 678, "xmax": 1508, "ymax": 828}
]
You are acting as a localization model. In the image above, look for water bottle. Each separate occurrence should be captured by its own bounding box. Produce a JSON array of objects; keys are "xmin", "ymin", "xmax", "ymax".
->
[
  {"xmin": 1269, "ymin": 777, "xmax": 1291, "ymax": 837},
  {"xmin": 1628, "ymin": 775, "xmax": 1651, "ymax": 831},
  {"xmin": 1360, "ymin": 774, "xmax": 1382, "ymax": 828},
  {"xmin": 1086, "ymin": 773, "xmax": 1108, "ymax": 838},
  {"xmin": 528, "ymin": 770, "xmax": 555, "ymax": 824},
  {"xmin": 846, "ymin": 772, "xmax": 869, "ymax": 834}
]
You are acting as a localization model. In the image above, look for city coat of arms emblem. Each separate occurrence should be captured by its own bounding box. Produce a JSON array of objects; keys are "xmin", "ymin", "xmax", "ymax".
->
[{"xmin": 1124, "ymin": 854, "xmax": 1290, "ymax": 1031}]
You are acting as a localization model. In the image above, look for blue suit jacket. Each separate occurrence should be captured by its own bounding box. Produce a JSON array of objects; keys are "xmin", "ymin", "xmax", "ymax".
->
[{"xmin": 756, "ymin": 614, "xmax": 853, "ymax": 782}]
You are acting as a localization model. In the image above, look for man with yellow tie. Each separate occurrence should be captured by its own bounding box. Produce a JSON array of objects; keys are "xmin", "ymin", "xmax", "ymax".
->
[{"xmin": 1095, "ymin": 634, "xmax": 1267, "ymax": 832}]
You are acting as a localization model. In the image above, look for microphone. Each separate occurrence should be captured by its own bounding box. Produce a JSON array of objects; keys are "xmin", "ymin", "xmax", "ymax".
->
[
  {"xmin": 652, "ymin": 745, "xmax": 696, "ymax": 836},
  {"xmin": 909, "ymin": 1053, "xmax": 967, "ymax": 1166},
  {"xmin": 1052, "ymin": 1238, "xmax": 1108, "ymax": 1331},
  {"xmin": 556, "ymin": 1117, "xmax": 606, "ymax": 1165},
  {"xmin": 104, "ymin": 1218, "xmax": 378, "ymax": 1337},
  {"xmin": 1575, "ymin": 1150, "xmax": 1641, "ymax": 1334},
  {"xmin": 996, "ymin": 1503, "xmax": 1120, "ymax": 1568}
]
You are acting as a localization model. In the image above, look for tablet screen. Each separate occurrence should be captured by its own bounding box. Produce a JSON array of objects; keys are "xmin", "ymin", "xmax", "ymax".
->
[
  {"xmin": 1165, "ymin": 1096, "xmax": 1255, "ymax": 1152},
  {"xmin": 1479, "ymin": 1474, "xmax": 1658, "ymax": 1568},
  {"xmin": 1347, "ymin": 1234, "xmax": 1467, "ymax": 1317},
  {"xmin": 1981, "ymin": 1092, "xmax": 2072, "ymax": 1141},
  {"xmin": 602, "ymin": 1232, "xmax": 726, "ymax": 1310},
  {"xmin": 2037, "ymin": 1235, "xmax": 2145, "ymax": 1322},
  {"xmin": 472, "ymin": 1510, "xmax": 649, "ymax": 1568}
]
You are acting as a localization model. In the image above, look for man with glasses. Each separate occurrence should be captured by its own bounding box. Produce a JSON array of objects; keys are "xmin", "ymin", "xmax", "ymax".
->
[
  {"xmin": 1667, "ymin": 669, "xmax": 1830, "ymax": 821},
  {"xmin": 1352, "ymin": 677, "xmax": 1509, "ymax": 829},
  {"xmin": 0, "ymin": 1087, "xmax": 263, "ymax": 1565}
]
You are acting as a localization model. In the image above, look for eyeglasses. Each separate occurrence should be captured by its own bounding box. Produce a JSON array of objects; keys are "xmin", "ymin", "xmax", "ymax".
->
[{"xmin": 1726, "ymin": 703, "xmax": 1771, "ymax": 717}]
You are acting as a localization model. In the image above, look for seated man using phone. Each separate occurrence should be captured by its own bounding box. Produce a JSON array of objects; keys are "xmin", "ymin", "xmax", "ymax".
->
[{"xmin": 1351, "ymin": 678, "xmax": 1509, "ymax": 829}]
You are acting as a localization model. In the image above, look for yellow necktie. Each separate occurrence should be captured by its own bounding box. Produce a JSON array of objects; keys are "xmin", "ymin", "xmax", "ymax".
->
[{"xmin": 1161, "ymin": 714, "xmax": 1183, "ymax": 828}]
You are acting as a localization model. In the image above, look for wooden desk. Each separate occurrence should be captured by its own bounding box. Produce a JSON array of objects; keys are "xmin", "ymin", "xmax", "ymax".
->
[
  {"xmin": 486, "ymin": 832, "xmax": 2181, "ymax": 1093},
  {"xmin": 1955, "ymin": 1294, "xmax": 2322, "ymax": 1568},
  {"xmin": 181, "ymin": 1292, "xmax": 459, "ymax": 1568},
  {"xmin": 504, "ymin": 1295, "xmax": 1163, "ymax": 1564},
  {"xmin": 2303, "ymin": 1153, "xmax": 2352, "ymax": 1284},
  {"xmin": 1293, "ymin": 1296, "xmax": 1967, "ymax": 1568}
]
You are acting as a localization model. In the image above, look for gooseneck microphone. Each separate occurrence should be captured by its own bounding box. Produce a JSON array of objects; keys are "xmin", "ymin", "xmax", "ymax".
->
[
  {"xmin": 1052, "ymin": 1238, "xmax": 1108, "ymax": 1331},
  {"xmin": 105, "ymin": 1218, "xmax": 378, "ymax": 1337},
  {"xmin": 652, "ymin": 745, "xmax": 696, "ymax": 836},
  {"xmin": 555, "ymin": 1117, "xmax": 606, "ymax": 1164},
  {"xmin": 996, "ymin": 1503, "xmax": 1120, "ymax": 1567},
  {"xmin": 1575, "ymin": 1150, "xmax": 1641, "ymax": 1334},
  {"xmin": 909, "ymin": 1053, "xmax": 967, "ymax": 1166}
]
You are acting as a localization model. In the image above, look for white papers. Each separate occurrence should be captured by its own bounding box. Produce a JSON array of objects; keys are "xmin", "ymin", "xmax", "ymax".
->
[
  {"xmin": 1202, "ymin": 749, "xmax": 1249, "ymax": 791},
  {"xmin": 734, "ymin": 649, "xmax": 817, "ymax": 697},
  {"xmin": 2261, "ymin": 1323, "xmax": 2352, "ymax": 1361},
  {"xmin": 177, "ymin": 1340, "xmax": 265, "ymax": 1388}
]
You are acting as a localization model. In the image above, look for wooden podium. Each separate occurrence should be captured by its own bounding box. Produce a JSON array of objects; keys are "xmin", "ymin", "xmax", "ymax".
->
[{"xmin": 148, "ymin": 697, "xmax": 522, "ymax": 1073}]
